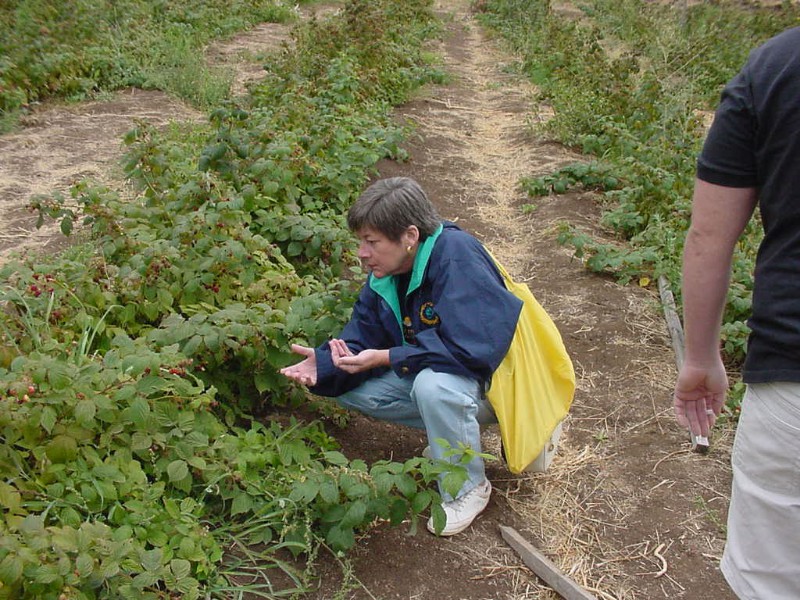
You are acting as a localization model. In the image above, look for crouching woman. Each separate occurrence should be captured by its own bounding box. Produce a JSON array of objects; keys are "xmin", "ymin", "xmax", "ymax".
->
[{"xmin": 280, "ymin": 177, "xmax": 522, "ymax": 536}]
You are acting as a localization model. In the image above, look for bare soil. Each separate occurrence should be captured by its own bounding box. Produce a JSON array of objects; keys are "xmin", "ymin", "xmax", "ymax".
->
[{"xmin": 0, "ymin": 2, "xmax": 736, "ymax": 599}]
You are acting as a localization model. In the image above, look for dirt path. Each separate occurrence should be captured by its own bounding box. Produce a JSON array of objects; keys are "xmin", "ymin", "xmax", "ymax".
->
[
  {"xmin": 0, "ymin": 91, "xmax": 204, "ymax": 263},
  {"xmin": 0, "ymin": 2, "xmax": 737, "ymax": 599},
  {"xmin": 309, "ymin": 2, "xmax": 737, "ymax": 599}
]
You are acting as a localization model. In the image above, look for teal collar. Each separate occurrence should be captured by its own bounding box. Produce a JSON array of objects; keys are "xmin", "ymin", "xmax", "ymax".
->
[{"xmin": 368, "ymin": 223, "xmax": 444, "ymax": 330}]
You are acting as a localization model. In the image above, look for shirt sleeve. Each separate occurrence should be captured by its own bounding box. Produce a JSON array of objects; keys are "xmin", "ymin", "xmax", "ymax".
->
[
  {"xmin": 310, "ymin": 284, "xmax": 395, "ymax": 397},
  {"xmin": 697, "ymin": 66, "xmax": 759, "ymax": 188}
]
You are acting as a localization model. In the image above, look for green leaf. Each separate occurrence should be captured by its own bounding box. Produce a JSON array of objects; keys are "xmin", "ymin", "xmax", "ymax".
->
[
  {"xmin": 113, "ymin": 384, "xmax": 136, "ymax": 402},
  {"xmin": 76, "ymin": 553, "xmax": 94, "ymax": 577},
  {"xmin": 60, "ymin": 216, "xmax": 74, "ymax": 236},
  {"xmin": 100, "ymin": 559, "xmax": 121, "ymax": 579},
  {"xmin": 170, "ymin": 558, "xmax": 191, "ymax": 581},
  {"xmin": 74, "ymin": 399, "xmax": 96, "ymax": 425},
  {"xmin": 340, "ymin": 500, "xmax": 367, "ymax": 529},
  {"xmin": 45, "ymin": 435, "xmax": 78, "ymax": 463},
  {"xmin": 0, "ymin": 482, "xmax": 21, "ymax": 512},
  {"xmin": 131, "ymin": 432, "xmax": 152, "ymax": 451},
  {"xmin": 140, "ymin": 548, "xmax": 164, "ymax": 573},
  {"xmin": 47, "ymin": 363, "xmax": 73, "ymax": 390},
  {"xmin": 183, "ymin": 431, "xmax": 209, "ymax": 449},
  {"xmin": 178, "ymin": 537, "xmax": 203, "ymax": 562},
  {"xmin": 411, "ymin": 490, "xmax": 433, "ymax": 513},
  {"xmin": 39, "ymin": 406, "xmax": 57, "ymax": 434},
  {"xmin": 344, "ymin": 482, "xmax": 370, "ymax": 500},
  {"xmin": 442, "ymin": 471, "xmax": 467, "ymax": 500},
  {"xmin": 31, "ymin": 564, "xmax": 59, "ymax": 584},
  {"xmin": 323, "ymin": 451, "xmax": 349, "ymax": 466},
  {"xmin": 389, "ymin": 497, "xmax": 408, "ymax": 526},
  {"xmin": 132, "ymin": 571, "xmax": 161, "ymax": 589},
  {"xmin": 148, "ymin": 529, "xmax": 169, "ymax": 547},
  {"xmin": 157, "ymin": 288, "xmax": 174, "ymax": 309},
  {"xmin": 430, "ymin": 502, "xmax": 446, "ymax": 535},
  {"xmin": 186, "ymin": 456, "xmax": 206, "ymax": 472},
  {"xmin": 288, "ymin": 479, "xmax": 319, "ymax": 503},
  {"xmin": 112, "ymin": 525, "xmax": 133, "ymax": 542},
  {"xmin": 373, "ymin": 472, "xmax": 394, "ymax": 495},
  {"xmin": 287, "ymin": 241, "xmax": 303, "ymax": 256},
  {"xmin": 325, "ymin": 525, "xmax": 355, "ymax": 551},
  {"xmin": 125, "ymin": 398, "xmax": 151, "ymax": 427},
  {"xmin": 175, "ymin": 576, "xmax": 199, "ymax": 598},
  {"xmin": 0, "ymin": 554, "xmax": 23, "ymax": 585},
  {"xmin": 167, "ymin": 460, "xmax": 189, "ymax": 483},
  {"xmin": 394, "ymin": 473, "xmax": 417, "ymax": 498},
  {"xmin": 60, "ymin": 506, "xmax": 82, "ymax": 528},
  {"xmin": 231, "ymin": 493, "xmax": 254, "ymax": 516},
  {"xmin": 319, "ymin": 478, "xmax": 339, "ymax": 504},
  {"xmin": 254, "ymin": 369, "xmax": 280, "ymax": 394},
  {"xmin": 320, "ymin": 504, "xmax": 346, "ymax": 524},
  {"xmin": 95, "ymin": 479, "xmax": 118, "ymax": 502}
]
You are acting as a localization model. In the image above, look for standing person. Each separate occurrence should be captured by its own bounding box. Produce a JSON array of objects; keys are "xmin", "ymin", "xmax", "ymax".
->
[
  {"xmin": 280, "ymin": 176, "xmax": 524, "ymax": 536},
  {"xmin": 673, "ymin": 27, "xmax": 800, "ymax": 599}
]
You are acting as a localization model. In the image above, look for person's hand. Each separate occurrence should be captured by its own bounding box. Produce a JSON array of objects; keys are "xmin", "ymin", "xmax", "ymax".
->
[
  {"xmin": 279, "ymin": 344, "xmax": 318, "ymax": 387},
  {"xmin": 673, "ymin": 358, "xmax": 727, "ymax": 437},
  {"xmin": 329, "ymin": 339, "xmax": 389, "ymax": 374}
]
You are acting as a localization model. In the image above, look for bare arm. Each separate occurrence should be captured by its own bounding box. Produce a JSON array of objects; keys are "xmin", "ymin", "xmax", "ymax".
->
[{"xmin": 674, "ymin": 179, "xmax": 757, "ymax": 435}]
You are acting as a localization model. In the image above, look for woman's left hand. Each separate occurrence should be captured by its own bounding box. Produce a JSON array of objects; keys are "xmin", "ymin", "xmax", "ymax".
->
[{"xmin": 329, "ymin": 339, "xmax": 390, "ymax": 373}]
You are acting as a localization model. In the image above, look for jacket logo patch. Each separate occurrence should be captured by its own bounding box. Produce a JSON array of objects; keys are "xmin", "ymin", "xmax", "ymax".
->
[{"xmin": 419, "ymin": 302, "xmax": 440, "ymax": 325}]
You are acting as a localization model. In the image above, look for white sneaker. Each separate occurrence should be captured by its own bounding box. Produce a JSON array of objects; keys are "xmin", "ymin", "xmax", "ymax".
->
[{"xmin": 427, "ymin": 479, "xmax": 492, "ymax": 536}]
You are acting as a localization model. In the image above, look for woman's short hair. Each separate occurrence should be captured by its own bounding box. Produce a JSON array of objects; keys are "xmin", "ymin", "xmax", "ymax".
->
[{"xmin": 347, "ymin": 177, "xmax": 442, "ymax": 241}]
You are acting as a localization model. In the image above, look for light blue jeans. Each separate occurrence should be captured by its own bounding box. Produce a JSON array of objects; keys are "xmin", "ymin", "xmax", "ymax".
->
[{"xmin": 337, "ymin": 368, "xmax": 497, "ymax": 501}]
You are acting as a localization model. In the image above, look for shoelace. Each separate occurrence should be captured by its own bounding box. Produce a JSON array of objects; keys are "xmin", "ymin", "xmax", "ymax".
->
[{"xmin": 446, "ymin": 482, "xmax": 488, "ymax": 509}]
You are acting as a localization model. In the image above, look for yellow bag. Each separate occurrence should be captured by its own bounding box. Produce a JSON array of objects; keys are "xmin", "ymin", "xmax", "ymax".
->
[{"xmin": 486, "ymin": 256, "xmax": 576, "ymax": 474}]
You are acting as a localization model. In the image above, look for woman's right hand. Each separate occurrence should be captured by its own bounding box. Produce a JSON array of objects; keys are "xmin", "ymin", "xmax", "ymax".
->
[
  {"xmin": 279, "ymin": 344, "xmax": 318, "ymax": 387},
  {"xmin": 329, "ymin": 338, "xmax": 389, "ymax": 373}
]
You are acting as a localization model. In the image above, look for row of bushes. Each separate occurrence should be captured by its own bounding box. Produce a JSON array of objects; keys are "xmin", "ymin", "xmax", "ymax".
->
[
  {"xmin": 0, "ymin": 1, "xmax": 459, "ymax": 598},
  {"xmin": 478, "ymin": 0, "xmax": 800, "ymax": 376},
  {"xmin": 0, "ymin": 0, "xmax": 297, "ymax": 126}
]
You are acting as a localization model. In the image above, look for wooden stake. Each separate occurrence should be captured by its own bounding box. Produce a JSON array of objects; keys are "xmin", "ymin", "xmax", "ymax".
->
[
  {"xmin": 500, "ymin": 526, "xmax": 600, "ymax": 600},
  {"xmin": 658, "ymin": 275, "xmax": 709, "ymax": 453}
]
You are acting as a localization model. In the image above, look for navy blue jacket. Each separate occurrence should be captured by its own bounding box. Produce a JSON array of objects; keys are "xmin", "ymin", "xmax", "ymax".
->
[{"xmin": 310, "ymin": 222, "xmax": 523, "ymax": 397}]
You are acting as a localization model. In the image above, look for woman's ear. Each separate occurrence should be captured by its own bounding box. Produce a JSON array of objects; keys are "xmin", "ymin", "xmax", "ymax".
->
[{"xmin": 403, "ymin": 225, "xmax": 420, "ymax": 248}]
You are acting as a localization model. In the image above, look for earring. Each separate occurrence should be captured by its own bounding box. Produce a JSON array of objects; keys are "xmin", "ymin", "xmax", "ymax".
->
[{"xmin": 406, "ymin": 245, "xmax": 413, "ymax": 253}]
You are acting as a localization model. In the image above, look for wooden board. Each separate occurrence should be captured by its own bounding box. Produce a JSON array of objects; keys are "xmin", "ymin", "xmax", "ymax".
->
[{"xmin": 500, "ymin": 526, "xmax": 599, "ymax": 600}]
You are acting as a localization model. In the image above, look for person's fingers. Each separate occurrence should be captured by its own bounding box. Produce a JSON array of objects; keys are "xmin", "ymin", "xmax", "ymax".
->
[
  {"xmin": 674, "ymin": 401, "xmax": 689, "ymax": 429},
  {"xmin": 683, "ymin": 398, "xmax": 703, "ymax": 436},
  {"xmin": 290, "ymin": 344, "xmax": 314, "ymax": 358},
  {"xmin": 331, "ymin": 339, "xmax": 353, "ymax": 356},
  {"xmin": 710, "ymin": 393, "xmax": 726, "ymax": 417},
  {"xmin": 705, "ymin": 408, "xmax": 717, "ymax": 430},
  {"xmin": 328, "ymin": 339, "xmax": 341, "ymax": 358},
  {"xmin": 329, "ymin": 342, "xmax": 343, "ymax": 366},
  {"xmin": 684, "ymin": 409, "xmax": 699, "ymax": 436},
  {"xmin": 694, "ymin": 398, "xmax": 715, "ymax": 437}
]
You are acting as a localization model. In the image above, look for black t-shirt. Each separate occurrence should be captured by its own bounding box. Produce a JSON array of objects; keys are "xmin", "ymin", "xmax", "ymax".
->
[{"xmin": 697, "ymin": 26, "xmax": 800, "ymax": 382}]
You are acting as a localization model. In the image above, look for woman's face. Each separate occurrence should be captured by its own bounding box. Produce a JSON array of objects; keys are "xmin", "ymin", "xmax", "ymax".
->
[{"xmin": 356, "ymin": 226, "xmax": 417, "ymax": 278}]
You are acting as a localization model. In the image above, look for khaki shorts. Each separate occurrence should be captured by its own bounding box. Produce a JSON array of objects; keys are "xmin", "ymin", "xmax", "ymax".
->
[{"xmin": 721, "ymin": 382, "xmax": 800, "ymax": 599}]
